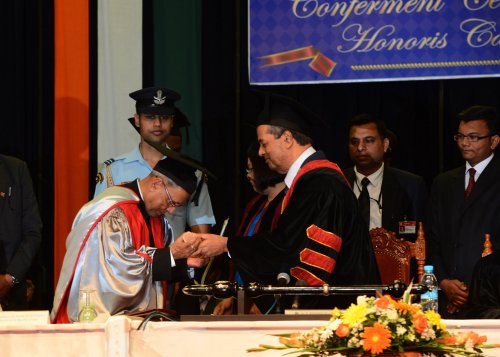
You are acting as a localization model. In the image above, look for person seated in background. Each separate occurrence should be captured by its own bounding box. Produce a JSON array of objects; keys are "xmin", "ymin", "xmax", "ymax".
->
[
  {"xmin": 0, "ymin": 154, "xmax": 42, "ymax": 311},
  {"xmin": 343, "ymin": 114, "xmax": 428, "ymax": 242},
  {"xmin": 461, "ymin": 249, "xmax": 500, "ymax": 319},
  {"xmin": 51, "ymin": 157, "xmax": 203, "ymax": 323},
  {"xmin": 212, "ymin": 142, "xmax": 286, "ymax": 315}
]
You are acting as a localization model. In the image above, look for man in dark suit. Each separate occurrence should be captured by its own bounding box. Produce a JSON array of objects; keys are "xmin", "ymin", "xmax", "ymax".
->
[
  {"xmin": 343, "ymin": 114, "xmax": 428, "ymax": 242},
  {"xmin": 0, "ymin": 154, "xmax": 42, "ymax": 310},
  {"xmin": 427, "ymin": 105, "xmax": 500, "ymax": 318}
]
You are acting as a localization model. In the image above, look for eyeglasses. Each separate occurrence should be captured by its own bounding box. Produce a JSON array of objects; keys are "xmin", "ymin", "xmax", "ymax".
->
[
  {"xmin": 453, "ymin": 133, "xmax": 491, "ymax": 142},
  {"xmin": 163, "ymin": 184, "xmax": 182, "ymax": 208}
]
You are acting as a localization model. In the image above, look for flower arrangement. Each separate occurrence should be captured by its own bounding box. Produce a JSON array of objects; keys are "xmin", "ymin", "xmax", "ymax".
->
[{"xmin": 249, "ymin": 294, "xmax": 497, "ymax": 356}]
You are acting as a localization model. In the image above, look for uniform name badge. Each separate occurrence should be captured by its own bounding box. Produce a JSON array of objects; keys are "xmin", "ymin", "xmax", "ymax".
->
[{"xmin": 399, "ymin": 220, "xmax": 417, "ymax": 234}]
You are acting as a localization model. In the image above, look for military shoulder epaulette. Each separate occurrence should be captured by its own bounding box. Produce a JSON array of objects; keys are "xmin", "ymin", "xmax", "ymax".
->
[{"xmin": 103, "ymin": 158, "xmax": 116, "ymax": 166}]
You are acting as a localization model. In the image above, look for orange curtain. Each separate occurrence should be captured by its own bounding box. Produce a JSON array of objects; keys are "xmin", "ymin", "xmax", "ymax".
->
[{"xmin": 54, "ymin": 0, "xmax": 89, "ymax": 286}]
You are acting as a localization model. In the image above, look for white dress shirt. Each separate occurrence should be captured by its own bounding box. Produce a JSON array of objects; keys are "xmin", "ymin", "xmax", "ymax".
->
[{"xmin": 353, "ymin": 163, "xmax": 384, "ymax": 230}]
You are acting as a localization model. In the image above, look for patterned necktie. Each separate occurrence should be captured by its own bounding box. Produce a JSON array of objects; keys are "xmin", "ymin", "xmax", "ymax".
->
[
  {"xmin": 358, "ymin": 177, "xmax": 371, "ymax": 225},
  {"xmin": 464, "ymin": 168, "xmax": 476, "ymax": 200}
]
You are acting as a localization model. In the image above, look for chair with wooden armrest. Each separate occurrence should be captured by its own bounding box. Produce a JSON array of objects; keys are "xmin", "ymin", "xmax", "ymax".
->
[{"xmin": 369, "ymin": 223, "xmax": 426, "ymax": 285}]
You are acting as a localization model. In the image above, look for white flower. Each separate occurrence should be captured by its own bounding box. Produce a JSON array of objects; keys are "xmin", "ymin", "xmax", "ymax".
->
[
  {"xmin": 464, "ymin": 339, "xmax": 475, "ymax": 351},
  {"xmin": 347, "ymin": 336, "xmax": 361, "ymax": 348},
  {"xmin": 407, "ymin": 332, "xmax": 416, "ymax": 342},
  {"xmin": 320, "ymin": 327, "xmax": 334, "ymax": 343},
  {"xmin": 421, "ymin": 328, "xmax": 436, "ymax": 340},
  {"xmin": 326, "ymin": 318, "xmax": 342, "ymax": 331},
  {"xmin": 356, "ymin": 295, "xmax": 369, "ymax": 306},
  {"xmin": 385, "ymin": 308, "xmax": 399, "ymax": 321},
  {"xmin": 396, "ymin": 325, "xmax": 407, "ymax": 336}
]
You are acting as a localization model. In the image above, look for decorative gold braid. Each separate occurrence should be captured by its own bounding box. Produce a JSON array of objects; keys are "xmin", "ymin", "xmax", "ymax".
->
[
  {"xmin": 105, "ymin": 164, "xmax": 114, "ymax": 188},
  {"xmin": 352, "ymin": 59, "xmax": 500, "ymax": 71}
]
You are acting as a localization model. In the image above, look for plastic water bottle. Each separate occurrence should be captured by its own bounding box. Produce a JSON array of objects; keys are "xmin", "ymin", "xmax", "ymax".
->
[{"xmin": 420, "ymin": 265, "xmax": 438, "ymax": 312}]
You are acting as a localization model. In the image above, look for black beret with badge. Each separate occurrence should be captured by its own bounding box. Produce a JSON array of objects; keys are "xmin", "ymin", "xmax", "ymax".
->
[{"xmin": 129, "ymin": 86, "xmax": 181, "ymax": 115}]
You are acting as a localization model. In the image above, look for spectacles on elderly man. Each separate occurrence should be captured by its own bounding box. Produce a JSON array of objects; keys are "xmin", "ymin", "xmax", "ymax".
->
[
  {"xmin": 163, "ymin": 183, "xmax": 182, "ymax": 208},
  {"xmin": 453, "ymin": 133, "xmax": 491, "ymax": 142}
]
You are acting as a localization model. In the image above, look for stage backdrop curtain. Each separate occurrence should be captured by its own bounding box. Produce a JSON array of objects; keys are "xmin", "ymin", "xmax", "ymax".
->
[
  {"xmin": 54, "ymin": 0, "xmax": 89, "ymax": 285},
  {"xmin": 97, "ymin": 0, "xmax": 143, "ymax": 165},
  {"xmin": 153, "ymin": 1, "xmax": 202, "ymax": 160}
]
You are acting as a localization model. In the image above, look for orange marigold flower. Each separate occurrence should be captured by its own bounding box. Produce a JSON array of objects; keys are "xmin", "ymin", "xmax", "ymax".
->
[
  {"xmin": 375, "ymin": 295, "xmax": 391, "ymax": 309},
  {"xmin": 279, "ymin": 333, "xmax": 303, "ymax": 346},
  {"xmin": 413, "ymin": 314, "xmax": 428, "ymax": 334},
  {"xmin": 438, "ymin": 331, "xmax": 487, "ymax": 346},
  {"xmin": 394, "ymin": 301, "xmax": 419, "ymax": 314},
  {"xmin": 437, "ymin": 335, "xmax": 457, "ymax": 345},
  {"xmin": 335, "ymin": 323, "xmax": 350, "ymax": 338},
  {"xmin": 453, "ymin": 331, "xmax": 487, "ymax": 345},
  {"xmin": 362, "ymin": 323, "xmax": 392, "ymax": 354}
]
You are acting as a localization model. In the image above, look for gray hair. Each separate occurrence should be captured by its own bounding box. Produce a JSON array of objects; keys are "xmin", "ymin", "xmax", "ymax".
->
[{"xmin": 266, "ymin": 125, "xmax": 313, "ymax": 145}]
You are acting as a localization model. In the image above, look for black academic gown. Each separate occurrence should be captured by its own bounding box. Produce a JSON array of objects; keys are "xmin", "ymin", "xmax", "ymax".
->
[
  {"xmin": 461, "ymin": 250, "xmax": 500, "ymax": 319},
  {"xmin": 228, "ymin": 151, "xmax": 380, "ymax": 309},
  {"xmin": 426, "ymin": 154, "xmax": 500, "ymax": 317},
  {"xmin": 344, "ymin": 165, "xmax": 428, "ymax": 242}
]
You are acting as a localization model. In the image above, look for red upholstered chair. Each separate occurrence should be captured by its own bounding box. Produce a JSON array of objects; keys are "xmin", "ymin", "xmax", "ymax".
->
[{"xmin": 369, "ymin": 223, "xmax": 426, "ymax": 285}]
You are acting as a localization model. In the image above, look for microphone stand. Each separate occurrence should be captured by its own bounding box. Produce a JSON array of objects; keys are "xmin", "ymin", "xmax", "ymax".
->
[{"xmin": 274, "ymin": 273, "xmax": 290, "ymax": 314}]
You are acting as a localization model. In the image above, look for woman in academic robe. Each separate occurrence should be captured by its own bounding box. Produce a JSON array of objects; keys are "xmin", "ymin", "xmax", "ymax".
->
[{"xmin": 212, "ymin": 142, "xmax": 286, "ymax": 315}]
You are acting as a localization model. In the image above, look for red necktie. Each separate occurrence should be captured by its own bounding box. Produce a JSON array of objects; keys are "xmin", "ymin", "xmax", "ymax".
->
[{"xmin": 464, "ymin": 168, "xmax": 476, "ymax": 200}]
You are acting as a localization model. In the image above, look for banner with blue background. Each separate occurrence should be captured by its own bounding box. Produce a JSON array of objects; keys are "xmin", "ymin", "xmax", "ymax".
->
[{"xmin": 248, "ymin": 0, "xmax": 500, "ymax": 84}]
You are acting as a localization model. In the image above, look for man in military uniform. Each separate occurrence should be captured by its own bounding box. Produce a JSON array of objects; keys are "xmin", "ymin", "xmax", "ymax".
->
[{"xmin": 94, "ymin": 87, "xmax": 215, "ymax": 312}]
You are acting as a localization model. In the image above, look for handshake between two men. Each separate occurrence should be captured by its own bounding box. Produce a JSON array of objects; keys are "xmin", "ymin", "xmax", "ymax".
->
[{"xmin": 172, "ymin": 232, "xmax": 228, "ymax": 268}]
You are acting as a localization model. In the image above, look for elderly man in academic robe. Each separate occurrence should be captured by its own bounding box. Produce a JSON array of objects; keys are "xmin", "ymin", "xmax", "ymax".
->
[{"xmin": 51, "ymin": 157, "xmax": 203, "ymax": 323}]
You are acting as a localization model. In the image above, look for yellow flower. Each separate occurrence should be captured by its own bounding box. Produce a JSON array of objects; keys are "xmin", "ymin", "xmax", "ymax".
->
[
  {"xmin": 342, "ymin": 303, "xmax": 367, "ymax": 327},
  {"xmin": 425, "ymin": 310, "xmax": 446, "ymax": 331},
  {"xmin": 330, "ymin": 307, "xmax": 342, "ymax": 320}
]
